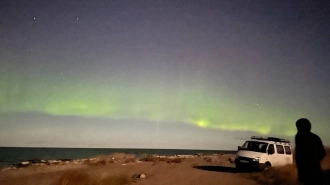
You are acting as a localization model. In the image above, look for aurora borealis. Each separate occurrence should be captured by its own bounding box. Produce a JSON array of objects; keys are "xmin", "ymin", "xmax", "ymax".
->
[{"xmin": 1, "ymin": 0, "xmax": 330, "ymax": 149}]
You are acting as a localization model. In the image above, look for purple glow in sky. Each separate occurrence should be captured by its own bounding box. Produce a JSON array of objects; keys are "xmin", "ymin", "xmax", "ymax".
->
[{"xmin": 1, "ymin": 0, "xmax": 330, "ymax": 149}]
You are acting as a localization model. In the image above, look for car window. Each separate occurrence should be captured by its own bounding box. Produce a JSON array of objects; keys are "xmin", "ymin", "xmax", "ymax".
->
[
  {"xmin": 284, "ymin": 146, "xmax": 292, "ymax": 155},
  {"xmin": 242, "ymin": 141, "xmax": 268, "ymax": 153},
  {"xmin": 276, "ymin": 145, "xmax": 284, "ymax": 154},
  {"xmin": 268, "ymin": 144, "xmax": 275, "ymax": 154}
]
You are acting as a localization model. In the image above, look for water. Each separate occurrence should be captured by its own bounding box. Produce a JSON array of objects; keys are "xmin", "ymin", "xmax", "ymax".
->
[{"xmin": 0, "ymin": 147, "xmax": 235, "ymax": 168}]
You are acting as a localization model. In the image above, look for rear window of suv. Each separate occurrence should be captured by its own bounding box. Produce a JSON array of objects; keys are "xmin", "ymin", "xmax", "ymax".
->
[
  {"xmin": 276, "ymin": 145, "xmax": 285, "ymax": 154},
  {"xmin": 284, "ymin": 146, "xmax": 292, "ymax": 155}
]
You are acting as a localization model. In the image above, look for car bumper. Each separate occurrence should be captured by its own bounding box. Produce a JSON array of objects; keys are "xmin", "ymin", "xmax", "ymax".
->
[{"xmin": 235, "ymin": 158, "xmax": 265, "ymax": 170}]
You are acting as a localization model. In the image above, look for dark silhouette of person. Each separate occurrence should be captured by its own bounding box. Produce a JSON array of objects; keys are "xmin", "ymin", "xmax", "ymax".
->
[{"xmin": 295, "ymin": 118, "xmax": 326, "ymax": 185}]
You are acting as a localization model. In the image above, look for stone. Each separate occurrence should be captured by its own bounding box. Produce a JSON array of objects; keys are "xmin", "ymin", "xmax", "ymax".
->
[
  {"xmin": 132, "ymin": 173, "xmax": 147, "ymax": 179},
  {"xmin": 229, "ymin": 157, "xmax": 235, "ymax": 163},
  {"xmin": 21, "ymin": 161, "xmax": 30, "ymax": 165}
]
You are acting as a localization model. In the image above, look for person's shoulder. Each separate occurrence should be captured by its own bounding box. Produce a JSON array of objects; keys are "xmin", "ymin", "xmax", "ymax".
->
[
  {"xmin": 310, "ymin": 132, "xmax": 320, "ymax": 137},
  {"xmin": 310, "ymin": 132, "xmax": 322, "ymax": 141}
]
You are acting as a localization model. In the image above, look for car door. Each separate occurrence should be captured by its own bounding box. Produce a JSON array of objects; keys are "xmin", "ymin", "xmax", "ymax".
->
[
  {"xmin": 266, "ymin": 144, "xmax": 279, "ymax": 166},
  {"xmin": 284, "ymin": 145, "xmax": 293, "ymax": 165},
  {"xmin": 275, "ymin": 144, "xmax": 285, "ymax": 166}
]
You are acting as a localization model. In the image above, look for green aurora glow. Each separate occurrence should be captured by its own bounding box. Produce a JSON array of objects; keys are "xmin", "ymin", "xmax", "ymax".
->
[{"xmin": 0, "ymin": 71, "xmax": 306, "ymax": 136}]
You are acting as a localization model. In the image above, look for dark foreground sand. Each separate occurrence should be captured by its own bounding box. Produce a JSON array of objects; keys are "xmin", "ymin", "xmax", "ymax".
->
[{"xmin": 0, "ymin": 154, "xmax": 258, "ymax": 185}]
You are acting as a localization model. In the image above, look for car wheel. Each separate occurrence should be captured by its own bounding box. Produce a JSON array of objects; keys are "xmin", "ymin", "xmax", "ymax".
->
[
  {"xmin": 264, "ymin": 163, "xmax": 271, "ymax": 170},
  {"xmin": 236, "ymin": 163, "xmax": 244, "ymax": 172}
]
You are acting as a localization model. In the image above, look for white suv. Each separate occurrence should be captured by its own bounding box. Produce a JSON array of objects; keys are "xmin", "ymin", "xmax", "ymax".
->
[{"xmin": 235, "ymin": 136, "xmax": 293, "ymax": 170}]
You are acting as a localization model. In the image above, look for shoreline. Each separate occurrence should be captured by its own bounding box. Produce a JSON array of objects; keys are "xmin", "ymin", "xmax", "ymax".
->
[
  {"xmin": 1, "ymin": 152, "xmax": 237, "ymax": 171},
  {"xmin": 0, "ymin": 147, "xmax": 236, "ymax": 169}
]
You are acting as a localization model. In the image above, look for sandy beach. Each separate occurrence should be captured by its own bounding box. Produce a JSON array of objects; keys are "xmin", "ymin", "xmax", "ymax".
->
[
  {"xmin": 1, "ymin": 150, "xmax": 329, "ymax": 185},
  {"xmin": 0, "ymin": 154, "xmax": 257, "ymax": 185}
]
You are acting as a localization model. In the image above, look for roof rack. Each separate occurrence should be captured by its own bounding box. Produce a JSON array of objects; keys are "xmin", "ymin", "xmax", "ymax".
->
[{"xmin": 251, "ymin": 136, "xmax": 290, "ymax": 143}]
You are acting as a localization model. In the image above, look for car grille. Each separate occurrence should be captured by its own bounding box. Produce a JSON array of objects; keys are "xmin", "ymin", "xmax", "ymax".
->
[{"xmin": 237, "ymin": 156, "xmax": 252, "ymax": 162}]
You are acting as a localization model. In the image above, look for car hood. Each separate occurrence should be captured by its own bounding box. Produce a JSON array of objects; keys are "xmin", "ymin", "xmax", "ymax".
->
[{"xmin": 237, "ymin": 150, "xmax": 265, "ymax": 159}]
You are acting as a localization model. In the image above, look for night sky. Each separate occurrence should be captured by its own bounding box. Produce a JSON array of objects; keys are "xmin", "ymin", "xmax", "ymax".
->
[{"xmin": 1, "ymin": 0, "xmax": 330, "ymax": 149}]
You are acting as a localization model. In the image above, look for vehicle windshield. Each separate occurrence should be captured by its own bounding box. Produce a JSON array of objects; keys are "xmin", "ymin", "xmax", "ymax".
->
[{"xmin": 241, "ymin": 141, "xmax": 268, "ymax": 153}]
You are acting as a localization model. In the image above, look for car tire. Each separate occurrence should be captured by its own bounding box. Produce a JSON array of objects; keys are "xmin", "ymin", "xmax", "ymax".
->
[
  {"xmin": 236, "ymin": 163, "xmax": 244, "ymax": 172},
  {"xmin": 264, "ymin": 163, "xmax": 271, "ymax": 170}
]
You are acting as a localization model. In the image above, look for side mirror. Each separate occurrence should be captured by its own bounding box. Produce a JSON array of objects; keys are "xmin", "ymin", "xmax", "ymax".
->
[{"xmin": 238, "ymin": 146, "xmax": 242, "ymax": 151}]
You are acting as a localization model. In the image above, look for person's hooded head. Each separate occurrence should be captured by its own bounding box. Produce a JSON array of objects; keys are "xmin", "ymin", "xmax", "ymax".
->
[{"xmin": 296, "ymin": 118, "xmax": 311, "ymax": 132}]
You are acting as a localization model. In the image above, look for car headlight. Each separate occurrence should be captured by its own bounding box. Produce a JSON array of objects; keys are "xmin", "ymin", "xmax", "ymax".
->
[{"xmin": 252, "ymin": 157, "xmax": 260, "ymax": 161}]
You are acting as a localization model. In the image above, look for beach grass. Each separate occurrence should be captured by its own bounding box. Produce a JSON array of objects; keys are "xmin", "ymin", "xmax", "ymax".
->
[
  {"xmin": 245, "ymin": 147, "xmax": 330, "ymax": 185},
  {"xmin": 139, "ymin": 154, "xmax": 158, "ymax": 162},
  {"xmin": 85, "ymin": 159, "xmax": 107, "ymax": 166},
  {"xmin": 322, "ymin": 147, "xmax": 330, "ymax": 169},
  {"xmin": 56, "ymin": 170, "xmax": 98, "ymax": 185},
  {"xmin": 56, "ymin": 170, "xmax": 131, "ymax": 185},
  {"xmin": 99, "ymin": 174, "xmax": 131, "ymax": 185},
  {"xmin": 245, "ymin": 164, "xmax": 299, "ymax": 185},
  {"xmin": 139, "ymin": 155, "xmax": 184, "ymax": 163}
]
